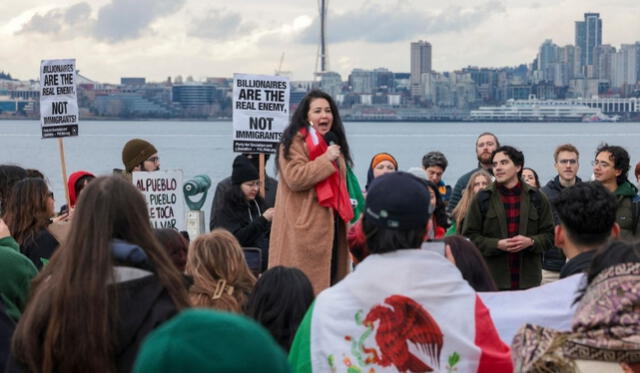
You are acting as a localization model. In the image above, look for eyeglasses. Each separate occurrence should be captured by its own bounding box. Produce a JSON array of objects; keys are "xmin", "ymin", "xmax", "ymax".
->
[
  {"xmin": 591, "ymin": 160, "xmax": 611, "ymax": 168},
  {"xmin": 47, "ymin": 191, "xmax": 54, "ymax": 199},
  {"xmin": 146, "ymin": 156, "xmax": 160, "ymax": 163},
  {"xmin": 557, "ymin": 159, "xmax": 578, "ymax": 165}
]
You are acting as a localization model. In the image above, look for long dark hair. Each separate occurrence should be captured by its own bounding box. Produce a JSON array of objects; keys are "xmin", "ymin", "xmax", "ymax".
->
[
  {"xmin": 443, "ymin": 235, "xmax": 497, "ymax": 292},
  {"xmin": 221, "ymin": 183, "xmax": 266, "ymax": 221},
  {"xmin": 11, "ymin": 176, "xmax": 190, "ymax": 373},
  {"xmin": 426, "ymin": 181, "xmax": 450, "ymax": 229},
  {"xmin": 0, "ymin": 164, "xmax": 27, "ymax": 214},
  {"xmin": 277, "ymin": 90, "xmax": 352, "ymax": 171},
  {"xmin": 245, "ymin": 266, "xmax": 315, "ymax": 351},
  {"xmin": 4, "ymin": 178, "xmax": 51, "ymax": 246}
]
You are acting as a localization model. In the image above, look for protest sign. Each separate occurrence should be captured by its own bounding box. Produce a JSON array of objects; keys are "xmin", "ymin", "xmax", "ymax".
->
[
  {"xmin": 232, "ymin": 73, "xmax": 290, "ymax": 154},
  {"xmin": 133, "ymin": 170, "xmax": 186, "ymax": 230},
  {"xmin": 39, "ymin": 59, "xmax": 79, "ymax": 138}
]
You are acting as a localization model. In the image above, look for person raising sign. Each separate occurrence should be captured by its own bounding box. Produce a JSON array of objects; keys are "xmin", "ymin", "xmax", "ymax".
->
[{"xmin": 269, "ymin": 90, "xmax": 354, "ymax": 294}]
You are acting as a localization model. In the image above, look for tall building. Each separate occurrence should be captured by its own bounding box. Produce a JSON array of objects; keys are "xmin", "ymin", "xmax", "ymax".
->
[
  {"xmin": 410, "ymin": 41, "xmax": 432, "ymax": 97},
  {"xmin": 575, "ymin": 13, "xmax": 602, "ymax": 67},
  {"xmin": 611, "ymin": 44, "xmax": 639, "ymax": 88},
  {"xmin": 594, "ymin": 44, "xmax": 616, "ymax": 82}
]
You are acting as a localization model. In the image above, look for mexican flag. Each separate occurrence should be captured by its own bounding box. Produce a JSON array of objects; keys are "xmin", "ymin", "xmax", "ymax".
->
[{"xmin": 289, "ymin": 250, "xmax": 513, "ymax": 373}]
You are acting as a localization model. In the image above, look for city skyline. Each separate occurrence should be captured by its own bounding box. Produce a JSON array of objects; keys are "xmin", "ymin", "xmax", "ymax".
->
[{"xmin": 1, "ymin": 0, "xmax": 639, "ymax": 83}]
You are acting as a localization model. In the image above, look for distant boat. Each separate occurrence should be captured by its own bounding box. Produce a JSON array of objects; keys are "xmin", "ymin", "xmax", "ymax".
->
[{"xmin": 470, "ymin": 97, "xmax": 617, "ymax": 122}]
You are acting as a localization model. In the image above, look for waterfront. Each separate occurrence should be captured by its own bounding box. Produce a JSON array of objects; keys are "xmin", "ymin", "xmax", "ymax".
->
[{"xmin": 1, "ymin": 120, "xmax": 640, "ymax": 222}]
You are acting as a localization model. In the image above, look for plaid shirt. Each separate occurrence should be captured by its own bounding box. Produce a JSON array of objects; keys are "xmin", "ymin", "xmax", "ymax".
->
[{"xmin": 498, "ymin": 182, "xmax": 522, "ymax": 290}]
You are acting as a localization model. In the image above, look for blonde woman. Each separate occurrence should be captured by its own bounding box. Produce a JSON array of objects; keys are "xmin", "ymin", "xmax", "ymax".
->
[
  {"xmin": 186, "ymin": 229, "xmax": 256, "ymax": 313},
  {"xmin": 447, "ymin": 170, "xmax": 492, "ymax": 236}
]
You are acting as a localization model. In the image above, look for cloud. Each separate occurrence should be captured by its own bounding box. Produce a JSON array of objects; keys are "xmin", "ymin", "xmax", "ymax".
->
[
  {"xmin": 93, "ymin": 0, "xmax": 186, "ymax": 42},
  {"xmin": 187, "ymin": 9, "xmax": 255, "ymax": 41},
  {"xmin": 18, "ymin": 2, "xmax": 91, "ymax": 35},
  {"xmin": 298, "ymin": 1, "xmax": 506, "ymax": 44},
  {"xmin": 17, "ymin": 0, "xmax": 186, "ymax": 43}
]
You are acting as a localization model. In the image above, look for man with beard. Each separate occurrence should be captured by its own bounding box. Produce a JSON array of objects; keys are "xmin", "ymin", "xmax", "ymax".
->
[
  {"xmin": 463, "ymin": 146, "xmax": 554, "ymax": 290},
  {"xmin": 121, "ymin": 138, "xmax": 160, "ymax": 173},
  {"xmin": 448, "ymin": 132, "xmax": 499, "ymax": 213},
  {"xmin": 540, "ymin": 144, "xmax": 582, "ymax": 284}
]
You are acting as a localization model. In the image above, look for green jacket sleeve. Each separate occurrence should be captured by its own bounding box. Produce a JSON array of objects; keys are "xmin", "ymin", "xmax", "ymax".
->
[
  {"xmin": 0, "ymin": 236, "xmax": 20, "ymax": 252},
  {"xmin": 461, "ymin": 195, "xmax": 503, "ymax": 257},
  {"xmin": 289, "ymin": 302, "xmax": 314, "ymax": 373}
]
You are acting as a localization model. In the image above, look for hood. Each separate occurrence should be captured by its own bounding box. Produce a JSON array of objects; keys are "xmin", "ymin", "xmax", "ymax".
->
[
  {"xmin": 111, "ymin": 239, "xmax": 153, "ymax": 272},
  {"xmin": 67, "ymin": 170, "xmax": 95, "ymax": 207},
  {"xmin": 544, "ymin": 175, "xmax": 583, "ymax": 192},
  {"xmin": 615, "ymin": 180, "xmax": 638, "ymax": 197}
]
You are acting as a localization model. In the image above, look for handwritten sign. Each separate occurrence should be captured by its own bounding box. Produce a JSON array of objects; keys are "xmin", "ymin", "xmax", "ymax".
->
[
  {"xmin": 39, "ymin": 59, "xmax": 79, "ymax": 138},
  {"xmin": 133, "ymin": 170, "xmax": 185, "ymax": 230},
  {"xmin": 232, "ymin": 73, "xmax": 290, "ymax": 153}
]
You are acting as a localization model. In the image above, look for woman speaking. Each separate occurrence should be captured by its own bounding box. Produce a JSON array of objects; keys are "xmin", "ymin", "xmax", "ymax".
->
[{"xmin": 269, "ymin": 90, "xmax": 353, "ymax": 293}]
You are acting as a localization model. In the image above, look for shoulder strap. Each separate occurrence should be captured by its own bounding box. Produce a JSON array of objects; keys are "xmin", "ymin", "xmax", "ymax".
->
[
  {"xmin": 632, "ymin": 199, "xmax": 640, "ymax": 235},
  {"xmin": 477, "ymin": 189, "xmax": 492, "ymax": 218},
  {"xmin": 531, "ymin": 189, "xmax": 542, "ymax": 213}
]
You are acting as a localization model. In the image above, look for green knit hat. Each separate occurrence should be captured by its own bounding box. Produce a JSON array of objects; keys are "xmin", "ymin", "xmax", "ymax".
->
[
  {"xmin": 122, "ymin": 138, "xmax": 157, "ymax": 172},
  {"xmin": 133, "ymin": 309, "xmax": 291, "ymax": 373}
]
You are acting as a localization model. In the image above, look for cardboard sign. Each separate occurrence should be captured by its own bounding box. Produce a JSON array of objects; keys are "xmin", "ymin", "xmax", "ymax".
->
[
  {"xmin": 133, "ymin": 170, "xmax": 185, "ymax": 230},
  {"xmin": 232, "ymin": 73, "xmax": 290, "ymax": 153},
  {"xmin": 39, "ymin": 59, "xmax": 79, "ymax": 138}
]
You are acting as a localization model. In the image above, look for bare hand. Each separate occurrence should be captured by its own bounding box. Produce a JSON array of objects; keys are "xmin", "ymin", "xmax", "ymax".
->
[
  {"xmin": 263, "ymin": 208, "xmax": 275, "ymax": 222},
  {"xmin": 0, "ymin": 219, "xmax": 10, "ymax": 239},
  {"xmin": 51, "ymin": 212, "xmax": 70, "ymax": 224},
  {"xmin": 508, "ymin": 235, "xmax": 533, "ymax": 252},
  {"xmin": 497, "ymin": 239, "xmax": 511, "ymax": 251},
  {"xmin": 325, "ymin": 144, "xmax": 341, "ymax": 161}
]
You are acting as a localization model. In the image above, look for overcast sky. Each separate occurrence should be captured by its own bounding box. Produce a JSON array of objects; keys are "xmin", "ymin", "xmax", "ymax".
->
[{"xmin": 2, "ymin": 0, "xmax": 638, "ymax": 83}]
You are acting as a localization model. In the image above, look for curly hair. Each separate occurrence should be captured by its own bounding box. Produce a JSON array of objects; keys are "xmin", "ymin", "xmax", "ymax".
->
[{"xmin": 553, "ymin": 181, "xmax": 617, "ymax": 247}]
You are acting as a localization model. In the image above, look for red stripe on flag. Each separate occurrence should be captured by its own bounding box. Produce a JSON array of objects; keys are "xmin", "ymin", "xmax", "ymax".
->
[{"xmin": 474, "ymin": 295, "xmax": 514, "ymax": 373}]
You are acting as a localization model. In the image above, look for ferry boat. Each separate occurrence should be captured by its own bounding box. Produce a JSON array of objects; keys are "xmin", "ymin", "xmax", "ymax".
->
[{"xmin": 470, "ymin": 97, "xmax": 618, "ymax": 122}]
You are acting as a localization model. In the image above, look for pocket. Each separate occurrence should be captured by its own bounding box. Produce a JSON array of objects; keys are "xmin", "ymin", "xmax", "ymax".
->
[{"xmin": 483, "ymin": 208, "xmax": 499, "ymax": 234}]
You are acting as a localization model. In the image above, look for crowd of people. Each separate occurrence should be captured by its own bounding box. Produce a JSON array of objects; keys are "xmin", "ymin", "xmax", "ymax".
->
[{"xmin": 0, "ymin": 89, "xmax": 639, "ymax": 372}]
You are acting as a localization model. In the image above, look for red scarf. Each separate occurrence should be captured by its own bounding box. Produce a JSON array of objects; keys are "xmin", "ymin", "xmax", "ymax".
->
[{"xmin": 300, "ymin": 127, "xmax": 354, "ymax": 222}]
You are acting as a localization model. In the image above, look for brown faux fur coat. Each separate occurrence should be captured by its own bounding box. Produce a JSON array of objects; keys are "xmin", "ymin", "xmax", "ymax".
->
[{"xmin": 268, "ymin": 133, "xmax": 350, "ymax": 293}]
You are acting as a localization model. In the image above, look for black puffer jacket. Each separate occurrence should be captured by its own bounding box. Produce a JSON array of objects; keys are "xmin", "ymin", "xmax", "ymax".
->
[{"xmin": 540, "ymin": 176, "xmax": 582, "ymax": 272}]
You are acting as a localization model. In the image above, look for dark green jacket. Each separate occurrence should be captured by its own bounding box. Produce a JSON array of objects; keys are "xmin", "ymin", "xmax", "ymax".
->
[
  {"xmin": 461, "ymin": 182, "xmax": 554, "ymax": 290},
  {"xmin": 614, "ymin": 181, "xmax": 639, "ymax": 239}
]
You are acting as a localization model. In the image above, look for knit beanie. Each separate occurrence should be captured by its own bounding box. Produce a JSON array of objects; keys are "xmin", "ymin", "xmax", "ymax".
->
[
  {"xmin": 132, "ymin": 309, "xmax": 291, "ymax": 373},
  {"xmin": 231, "ymin": 155, "xmax": 259, "ymax": 184},
  {"xmin": 365, "ymin": 171, "xmax": 431, "ymax": 230},
  {"xmin": 122, "ymin": 139, "xmax": 157, "ymax": 172}
]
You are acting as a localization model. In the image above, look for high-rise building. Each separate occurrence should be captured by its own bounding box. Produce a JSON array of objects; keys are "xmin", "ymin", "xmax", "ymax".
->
[
  {"xmin": 575, "ymin": 13, "xmax": 602, "ymax": 67},
  {"xmin": 594, "ymin": 44, "xmax": 616, "ymax": 82},
  {"xmin": 410, "ymin": 41, "xmax": 432, "ymax": 97},
  {"xmin": 611, "ymin": 44, "xmax": 639, "ymax": 88}
]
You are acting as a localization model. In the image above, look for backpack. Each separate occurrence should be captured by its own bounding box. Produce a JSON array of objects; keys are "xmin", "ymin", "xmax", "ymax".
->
[{"xmin": 632, "ymin": 198, "xmax": 640, "ymax": 235}]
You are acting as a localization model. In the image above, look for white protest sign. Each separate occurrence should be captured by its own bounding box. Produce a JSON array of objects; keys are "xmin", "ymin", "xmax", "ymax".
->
[
  {"xmin": 232, "ymin": 73, "xmax": 290, "ymax": 153},
  {"xmin": 133, "ymin": 170, "xmax": 186, "ymax": 231},
  {"xmin": 39, "ymin": 59, "xmax": 79, "ymax": 138}
]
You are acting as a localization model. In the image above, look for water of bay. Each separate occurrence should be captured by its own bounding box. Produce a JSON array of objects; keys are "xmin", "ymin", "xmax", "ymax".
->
[{"xmin": 2, "ymin": 119, "xmax": 640, "ymax": 223}]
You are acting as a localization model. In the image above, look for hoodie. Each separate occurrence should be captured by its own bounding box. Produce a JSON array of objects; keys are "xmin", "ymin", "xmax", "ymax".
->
[
  {"xmin": 614, "ymin": 181, "xmax": 639, "ymax": 239},
  {"xmin": 67, "ymin": 171, "xmax": 95, "ymax": 208}
]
